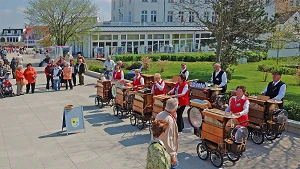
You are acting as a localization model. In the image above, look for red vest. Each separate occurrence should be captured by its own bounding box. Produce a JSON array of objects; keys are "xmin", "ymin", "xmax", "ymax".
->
[
  {"xmin": 133, "ymin": 75, "xmax": 142, "ymax": 86},
  {"xmin": 229, "ymin": 97, "xmax": 249, "ymax": 127},
  {"xmin": 113, "ymin": 70, "xmax": 123, "ymax": 80},
  {"xmin": 174, "ymin": 82, "xmax": 189, "ymax": 106},
  {"xmin": 154, "ymin": 80, "xmax": 166, "ymax": 95}
]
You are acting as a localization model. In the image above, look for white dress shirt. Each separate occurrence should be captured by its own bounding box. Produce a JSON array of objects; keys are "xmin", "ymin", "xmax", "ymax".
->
[
  {"xmin": 210, "ymin": 69, "xmax": 227, "ymax": 87},
  {"xmin": 170, "ymin": 83, "xmax": 189, "ymax": 95},
  {"xmin": 179, "ymin": 68, "xmax": 189, "ymax": 80},
  {"xmin": 151, "ymin": 79, "xmax": 165, "ymax": 93},
  {"xmin": 263, "ymin": 80, "xmax": 286, "ymax": 101},
  {"xmin": 225, "ymin": 95, "xmax": 249, "ymax": 116},
  {"xmin": 104, "ymin": 60, "xmax": 115, "ymax": 70},
  {"xmin": 134, "ymin": 75, "xmax": 144, "ymax": 85}
]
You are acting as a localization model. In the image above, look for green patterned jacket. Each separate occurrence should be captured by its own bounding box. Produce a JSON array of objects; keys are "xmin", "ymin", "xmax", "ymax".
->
[{"xmin": 146, "ymin": 138, "xmax": 171, "ymax": 169}]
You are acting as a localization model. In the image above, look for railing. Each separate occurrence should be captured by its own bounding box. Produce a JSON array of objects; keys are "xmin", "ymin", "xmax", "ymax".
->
[{"xmin": 98, "ymin": 22, "xmax": 203, "ymax": 27}]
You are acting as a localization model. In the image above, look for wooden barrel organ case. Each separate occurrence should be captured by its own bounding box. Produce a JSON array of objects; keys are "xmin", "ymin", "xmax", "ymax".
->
[
  {"xmin": 196, "ymin": 109, "xmax": 248, "ymax": 167},
  {"xmin": 95, "ymin": 80, "xmax": 114, "ymax": 108},
  {"xmin": 247, "ymin": 95, "xmax": 287, "ymax": 144},
  {"xmin": 142, "ymin": 74, "xmax": 154, "ymax": 88},
  {"xmin": 113, "ymin": 86, "xmax": 135, "ymax": 119},
  {"xmin": 130, "ymin": 89, "xmax": 153, "ymax": 130}
]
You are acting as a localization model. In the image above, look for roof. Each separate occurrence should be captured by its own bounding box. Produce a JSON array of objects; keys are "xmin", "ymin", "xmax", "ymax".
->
[
  {"xmin": 95, "ymin": 26, "xmax": 209, "ymax": 32},
  {"xmin": 278, "ymin": 11, "xmax": 298, "ymax": 24}
]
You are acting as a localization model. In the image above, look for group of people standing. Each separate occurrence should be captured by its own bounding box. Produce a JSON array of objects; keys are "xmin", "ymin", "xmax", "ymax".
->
[
  {"xmin": 44, "ymin": 55, "xmax": 86, "ymax": 91},
  {"xmin": 145, "ymin": 62, "xmax": 286, "ymax": 169}
]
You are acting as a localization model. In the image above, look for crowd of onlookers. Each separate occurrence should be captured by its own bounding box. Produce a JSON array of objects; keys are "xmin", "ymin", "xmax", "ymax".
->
[{"xmin": 43, "ymin": 53, "xmax": 86, "ymax": 91}]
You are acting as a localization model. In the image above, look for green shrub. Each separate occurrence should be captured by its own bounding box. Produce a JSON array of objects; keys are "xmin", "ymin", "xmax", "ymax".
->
[
  {"xmin": 88, "ymin": 65, "xmax": 102, "ymax": 72},
  {"xmin": 126, "ymin": 62, "xmax": 142, "ymax": 70},
  {"xmin": 257, "ymin": 65, "xmax": 296, "ymax": 75},
  {"xmin": 283, "ymin": 101, "xmax": 300, "ymax": 121},
  {"xmin": 241, "ymin": 51, "xmax": 268, "ymax": 62}
]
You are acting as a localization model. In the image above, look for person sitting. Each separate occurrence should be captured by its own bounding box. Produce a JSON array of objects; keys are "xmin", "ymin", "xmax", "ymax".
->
[
  {"xmin": 39, "ymin": 55, "xmax": 50, "ymax": 67},
  {"xmin": 132, "ymin": 69, "xmax": 144, "ymax": 89},
  {"xmin": 146, "ymin": 120, "xmax": 171, "ymax": 169},
  {"xmin": 261, "ymin": 71, "xmax": 286, "ymax": 109},
  {"xmin": 225, "ymin": 86, "xmax": 249, "ymax": 127},
  {"xmin": 210, "ymin": 63, "xmax": 227, "ymax": 93},
  {"xmin": 112, "ymin": 65, "xmax": 124, "ymax": 82},
  {"xmin": 179, "ymin": 63, "xmax": 189, "ymax": 80},
  {"xmin": 151, "ymin": 73, "xmax": 166, "ymax": 95},
  {"xmin": 168, "ymin": 74, "xmax": 189, "ymax": 135}
]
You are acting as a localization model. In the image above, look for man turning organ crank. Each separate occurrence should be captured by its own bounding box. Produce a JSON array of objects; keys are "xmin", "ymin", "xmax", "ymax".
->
[
  {"xmin": 210, "ymin": 63, "xmax": 227, "ymax": 93},
  {"xmin": 261, "ymin": 71, "xmax": 286, "ymax": 109}
]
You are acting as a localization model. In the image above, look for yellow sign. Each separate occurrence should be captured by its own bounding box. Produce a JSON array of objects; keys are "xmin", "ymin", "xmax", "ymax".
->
[{"xmin": 71, "ymin": 118, "xmax": 79, "ymax": 127}]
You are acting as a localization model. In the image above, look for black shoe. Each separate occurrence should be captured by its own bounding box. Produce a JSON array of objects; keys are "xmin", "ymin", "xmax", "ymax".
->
[{"xmin": 20, "ymin": 93, "xmax": 24, "ymax": 95}]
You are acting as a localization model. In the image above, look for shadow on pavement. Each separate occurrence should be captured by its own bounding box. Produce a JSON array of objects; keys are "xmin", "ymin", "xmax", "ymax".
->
[
  {"xmin": 85, "ymin": 112, "xmax": 123, "ymax": 127},
  {"xmin": 104, "ymin": 124, "xmax": 138, "ymax": 135},
  {"xmin": 85, "ymin": 83, "xmax": 96, "ymax": 87},
  {"xmin": 83, "ymin": 105, "xmax": 99, "ymax": 111},
  {"xmin": 38, "ymin": 131, "xmax": 75, "ymax": 138},
  {"xmin": 118, "ymin": 133, "xmax": 150, "ymax": 147},
  {"xmin": 89, "ymin": 94, "xmax": 97, "ymax": 98}
]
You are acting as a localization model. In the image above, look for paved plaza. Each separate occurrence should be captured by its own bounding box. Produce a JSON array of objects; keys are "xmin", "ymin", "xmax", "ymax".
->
[{"xmin": 0, "ymin": 53, "xmax": 300, "ymax": 169}]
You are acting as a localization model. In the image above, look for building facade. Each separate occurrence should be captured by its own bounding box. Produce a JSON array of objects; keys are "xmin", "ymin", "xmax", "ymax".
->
[
  {"xmin": 275, "ymin": 0, "xmax": 300, "ymax": 13},
  {"xmin": 0, "ymin": 28, "xmax": 23, "ymax": 43},
  {"xmin": 23, "ymin": 26, "xmax": 50, "ymax": 47}
]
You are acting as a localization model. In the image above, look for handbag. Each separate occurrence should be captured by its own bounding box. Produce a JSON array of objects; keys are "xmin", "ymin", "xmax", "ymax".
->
[{"xmin": 20, "ymin": 79, "xmax": 28, "ymax": 86}]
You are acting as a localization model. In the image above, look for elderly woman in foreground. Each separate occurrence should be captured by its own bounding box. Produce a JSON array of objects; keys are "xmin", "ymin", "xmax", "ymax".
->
[
  {"xmin": 15, "ymin": 65, "xmax": 25, "ymax": 96},
  {"xmin": 146, "ymin": 120, "xmax": 171, "ymax": 169}
]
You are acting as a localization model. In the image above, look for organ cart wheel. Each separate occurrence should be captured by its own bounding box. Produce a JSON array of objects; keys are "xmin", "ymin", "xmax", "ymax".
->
[
  {"xmin": 109, "ymin": 99, "xmax": 115, "ymax": 107},
  {"xmin": 130, "ymin": 114, "xmax": 136, "ymax": 126},
  {"xmin": 113, "ymin": 105, "xmax": 118, "ymax": 116},
  {"xmin": 117, "ymin": 109, "xmax": 123, "ymax": 119},
  {"xmin": 251, "ymin": 130, "xmax": 264, "ymax": 145},
  {"xmin": 196, "ymin": 142, "xmax": 209, "ymax": 160},
  {"xmin": 94, "ymin": 96, "xmax": 99, "ymax": 106},
  {"xmin": 265, "ymin": 131, "xmax": 278, "ymax": 141},
  {"xmin": 210, "ymin": 149, "xmax": 223, "ymax": 168},
  {"xmin": 137, "ymin": 116, "xmax": 145, "ymax": 130},
  {"xmin": 227, "ymin": 152, "xmax": 241, "ymax": 162},
  {"xmin": 98, "ymin": 97, "xmax": 104, "ymax": 108}
]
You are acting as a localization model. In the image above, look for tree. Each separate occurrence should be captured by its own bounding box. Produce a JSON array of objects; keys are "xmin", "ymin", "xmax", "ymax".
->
[
  {"xmin": 267, "ymin": 24, "xmax": 296, "ymax": 65},
  {"xmin": 23, "ymin": 0, "xmax": 99, "ymax": 46},
  {"xmin": 173, "ymin": 0, "xmax": 276, "ymax": 71}
]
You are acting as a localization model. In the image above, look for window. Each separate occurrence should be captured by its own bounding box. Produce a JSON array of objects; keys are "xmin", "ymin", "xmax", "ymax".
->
[
  {"xmin": 290, "ymin": 0, "xmax": 294, "ymax": 6},
  {"xmin": 140, "ymin": 35, "xmax": 145, "ymax": 39},
  {"xmin": 129, "ymin": 0, "xmax": 131, "ymax": 3},
  {"xmin": 129, "ymin": 12, "xmax": 132, "ymax": 22},
  {"xmin": 113, "ymin": 35, "xmax": 118, "ymax": 40},
  {"xmin": 128, "ymin": 34, "xmax": 139, "ymax": 40},
  {"xmin": 179, "ymin": 11, "xmax": 184, "ymax": 22},
  {"xmin": 119, "ymin": 0, "xmax": 122, "ymax": 7},
  {"xmin": 151, "ymin": 10, "xmax": 157, "ymax": 22},
  {"xmin": 113, "ymin": 1, "xmax": 116, "ymax": 10},
  {"xmin": 189, "ymin": 12, "xmax": 194, "ymax": 22},
  {"xmin": 141, "ymin": 10, "xmax": 148, "ymax": 22},
  {"xmin": 167, "ymin": 11, "xmax": 173, "ymax": 22},
  {"xmin": 152, "ymin": 0, "xmax": 157, "ymax": 1},
  {"xmin": 212, "ymin": 12, "xmax": 215, "ymax": 22},
  {"xmin": 204, "ymin": 11, "xmax": 209, "ymax": 21},
  {"xmin": 168, "ymin": 0, "xmax": 174, "ymax": 2},
  {"xmin": 148, "ymin": 34, "xmax": 152, "ymax": 39},
  {"xmin": 142, "ymin": 0, "xmax": 148, "ymax": 2},
  {"xmin": 121, "ymin": 35, "xmax": 126, "ymax": 40}
]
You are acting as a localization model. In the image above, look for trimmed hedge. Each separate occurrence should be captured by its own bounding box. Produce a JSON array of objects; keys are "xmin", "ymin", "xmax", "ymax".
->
[
  {"xmin": 257, "ymin": 65, "xmax": 297, "ymax": 75},
  {"xmin": 283, "ymin": 101, "xmax": 300, "ymax": 122},
  {"xmin": 115, "ymin": 52, "xmax": 216, "ymax": 62},
  {"xmin": 241, "ymin": 51, "xmax": 268, "ymax": 62}
]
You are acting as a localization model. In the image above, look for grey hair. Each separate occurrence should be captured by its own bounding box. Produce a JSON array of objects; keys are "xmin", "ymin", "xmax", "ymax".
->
[
  {"xmin": 18, "ymin": 65, "xmax": 23, "ymax": 69},
  {"xmin": 165, "ymin": 98, "xmax": 178, "ymax": 112},
  {"xmin": 65, "ymin": 62, "xmax": 70, "ymax": 66}
]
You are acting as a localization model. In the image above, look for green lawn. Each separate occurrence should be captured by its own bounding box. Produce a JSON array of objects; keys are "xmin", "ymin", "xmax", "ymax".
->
[{"xmin": 86, "ymin": 58, "xmax": 300, "ymax": 102}]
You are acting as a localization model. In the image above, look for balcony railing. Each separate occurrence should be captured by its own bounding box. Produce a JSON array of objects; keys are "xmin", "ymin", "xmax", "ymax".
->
[{"xmin": 98, "ymin": 21, "xmax": 203, "ymax": 27}]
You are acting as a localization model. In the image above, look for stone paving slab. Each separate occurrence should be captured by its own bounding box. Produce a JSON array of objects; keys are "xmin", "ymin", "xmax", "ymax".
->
[{"xmin": 0, "ymin": 53, "xmax": 299, "ymax": 169}]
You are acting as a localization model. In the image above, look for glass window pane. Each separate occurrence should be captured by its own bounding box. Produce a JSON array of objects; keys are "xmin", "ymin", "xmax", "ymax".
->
[
  {"xmin": 121, "ymin": 35, "xmax": 126, "ymax": 40},
  {"xmin": 165, "ymin": 34, "xmax": 170, "ymax": 39},
  {"xmin": 172, "ymin": 34, "xmax": 179, "ymax": 39},
  {"xmin": 127, "ymin": 34, "xmax": 139, "ymax": 40},
  {"xmin": 113, "ymin": 35, "xmax": 118, "ymax": 40},
  {"xmin": 92, "ymin": 35, "xmax": 98, "ymax": 41},
  {"xmin": 148, "ymin": 34, "xmax": 152, "ymax": 39},
  {"xmin": 180, "ymin": 34, "xmax": 186, "ymax": 39},
  {"xmin": 140, "ymin": 35, "xmax": 145, "ymax": 39},
  {"xmin": 187, "ymin": 34, "xmax": 193, "ymax": 38},
  {"xmin": 154, "ymin": 34, "xmax": 164, "ymax": 39}
]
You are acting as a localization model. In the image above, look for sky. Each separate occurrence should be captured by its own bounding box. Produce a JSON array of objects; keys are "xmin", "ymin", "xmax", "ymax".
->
[{"xmin": 0, "ymin": 0, "xmax": 111, "ymax": 30}]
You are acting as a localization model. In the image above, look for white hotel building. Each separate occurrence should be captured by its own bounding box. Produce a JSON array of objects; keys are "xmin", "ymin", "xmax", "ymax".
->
[{"xmin": 76, "ymin": 0, "xmax": 275, "ymax": 58}]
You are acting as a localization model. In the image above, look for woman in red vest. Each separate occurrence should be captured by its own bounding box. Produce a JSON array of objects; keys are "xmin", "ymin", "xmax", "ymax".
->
[
  {"xmin": 167, "ymin": 74, "xmax": 189, "ymax": 134},
  {"xmin": 225, "ymin": 86, "xmax": 249, "ymax": 127},
  {"xmin": 151, "ymin": 73, "xmax": 166, "ymax": 95},
  {"xmin": 132, "ymin": 69, "xmax": 144, "ymax": 88},
  {"xmin": 112, "ymin": 65, "xmax": 124, "ymax": 82}
]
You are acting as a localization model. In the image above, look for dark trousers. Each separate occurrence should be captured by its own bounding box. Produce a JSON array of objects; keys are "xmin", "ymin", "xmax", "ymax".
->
[
  {"xmin": 176, "ymin": 105, "xmax": 186, "ymax": 132},
  {"xmin": 72, "ymin": 73, "xmax": 76, "ymax": 86},
  {"xmin": 46, "ymin": 76, "xmax": 53, "ymax": 90},
  {"xmin": 26, "ymin": 83, "xmax": 35, "ymax": 93},
  {"xmin": 78, "ymin": 73, "xmax": 84, "ymax": 85},
  {"xmin": 12, "ymin": 69, "xmax": 16, "ymax": 79},
  {"xmin": 65, "ymin": 79, "xmax": 73, "ymax": 89}
]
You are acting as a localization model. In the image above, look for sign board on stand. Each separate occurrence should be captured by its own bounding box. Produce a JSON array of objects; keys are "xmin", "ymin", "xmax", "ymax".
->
[{"xmin": 62, "ymin": 106, "xmax": 85, "ymax": 135}]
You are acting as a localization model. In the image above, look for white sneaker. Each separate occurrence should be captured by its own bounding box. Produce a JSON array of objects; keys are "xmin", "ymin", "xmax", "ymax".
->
[{"xmin": 46, "ymin": 89, "xmax": 49, "ymax": 91}]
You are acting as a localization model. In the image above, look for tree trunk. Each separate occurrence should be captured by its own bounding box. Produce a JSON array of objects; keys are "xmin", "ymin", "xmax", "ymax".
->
[{"xmin": 215, "ymin": 37, "xmax": 222, "ymax": 63}]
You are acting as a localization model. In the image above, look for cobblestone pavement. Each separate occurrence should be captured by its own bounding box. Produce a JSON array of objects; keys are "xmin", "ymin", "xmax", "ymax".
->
[{"xmin": 0, "ymin": 53, "xmax": 299, "ymax": 169}]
